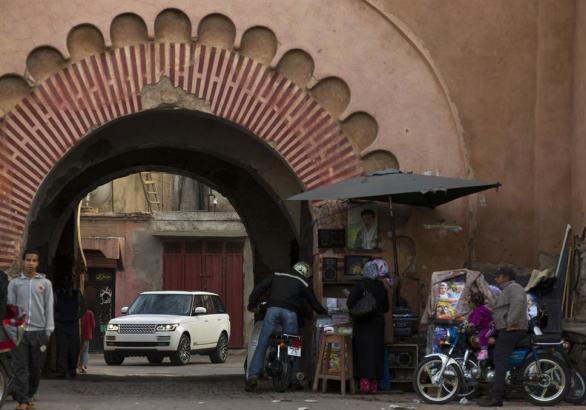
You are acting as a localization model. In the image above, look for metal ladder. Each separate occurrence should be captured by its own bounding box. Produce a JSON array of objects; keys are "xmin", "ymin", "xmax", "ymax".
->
[{"xmin": 139, "ymin": 172, "xmax": 161, "ymax": 212}]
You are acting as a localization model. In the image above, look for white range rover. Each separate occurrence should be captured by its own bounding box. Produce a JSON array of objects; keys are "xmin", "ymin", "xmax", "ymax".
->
[{"xmin": 103, "ymin": 291, "xmax": 230, "ymax": 366}]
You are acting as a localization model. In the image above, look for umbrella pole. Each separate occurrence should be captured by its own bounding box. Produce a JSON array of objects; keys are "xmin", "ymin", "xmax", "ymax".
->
[{"xmin": 389, "ymin": 196, "xmax": 400, "ymax": 277}]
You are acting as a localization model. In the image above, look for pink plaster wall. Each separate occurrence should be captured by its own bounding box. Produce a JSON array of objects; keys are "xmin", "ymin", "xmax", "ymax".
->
[
  {"xmin": 1, "ymin": 0, "xmax": 580, "ymax": 273},
  {"xmin": 80, "ymin": 218, "xmax": 153, "ymax": 315},
  {"xmin": 379, "ymin": 0, "xmax": 577, "ymax": 267},
  {"xmin": 573, "ymin": 2, "xmax": 586, "ymax": 230},
  {"xmin": 0, "ymin": 0, "xmax": 469, "ymax": 273}
]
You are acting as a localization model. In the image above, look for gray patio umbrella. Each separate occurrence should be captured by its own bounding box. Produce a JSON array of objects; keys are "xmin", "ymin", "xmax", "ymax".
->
[{"xmin": 287, "ymin": 168, "xmax": 500, "ymax": 276}]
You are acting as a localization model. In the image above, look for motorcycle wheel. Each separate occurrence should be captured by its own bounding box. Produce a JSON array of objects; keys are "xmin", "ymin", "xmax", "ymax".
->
[
  {"xmin": 520, "ymin": 352, "xmax": 569, "ymax": 406},
  {"xmin": 413, "ymin": 356, "xmax": 463, "ymax": 404},
  {"xmin": 565, "ymin": 368, "xmax": 586, "ymax": 404},
  {"xmin": 272, "ymin": 354, "xmax": 290, "ymax": 393}
]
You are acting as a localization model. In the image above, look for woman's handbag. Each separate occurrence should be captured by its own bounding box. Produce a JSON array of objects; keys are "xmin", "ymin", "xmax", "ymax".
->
[{"xmin": 350, "ymin": 290, "xmax": 377, "ymax": 319}]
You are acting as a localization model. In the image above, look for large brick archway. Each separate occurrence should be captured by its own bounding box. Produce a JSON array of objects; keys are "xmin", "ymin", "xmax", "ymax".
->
[{"xmin": 0, "ymin": 43, "xmax": 362, "ymax": 267}]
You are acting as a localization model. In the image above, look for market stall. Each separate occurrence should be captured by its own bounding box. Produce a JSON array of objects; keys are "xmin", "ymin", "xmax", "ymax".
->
[{"xmin": 288, "ymin": 168, "xmax": 500, "ymax": 392}]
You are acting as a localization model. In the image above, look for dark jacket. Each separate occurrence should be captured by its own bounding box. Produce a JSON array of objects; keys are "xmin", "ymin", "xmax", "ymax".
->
[
  {"xmin": 248, "ymin": 270, "xmax": 327, "ymax": 316},
  {"xmin": 54, "ymin": 288, "xmax": 85, "ymax": 325},
  {"xmin": 493, "ymin": 280, "xmax": 528, "ymax": 330}
]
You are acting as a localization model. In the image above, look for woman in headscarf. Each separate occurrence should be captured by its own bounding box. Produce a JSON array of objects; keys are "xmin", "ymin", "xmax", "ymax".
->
[
  {"xmin": 370, "ymin": 258, "xmax": 396, "ymax": 346},
  {"xmin": 346, "ymin": 260, "xmax": 389, "ymax": 393}
]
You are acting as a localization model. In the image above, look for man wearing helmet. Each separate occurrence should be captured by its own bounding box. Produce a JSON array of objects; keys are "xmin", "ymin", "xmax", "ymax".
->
[{"xmin": 245, "ymin": 261, "xmax": 327, "ymax": 392}]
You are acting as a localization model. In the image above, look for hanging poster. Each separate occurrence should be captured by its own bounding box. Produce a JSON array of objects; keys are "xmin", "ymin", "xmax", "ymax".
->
[
  {"xmin": 347, "ymin": 203, "xmax": 379, "ymax": 251},
  {"xmin": 432, "ymin": 276, "xmax": 466, "ymax": 322},
  {"xmin": 527, "ymin": 292, "xmax": 539, "ymax": 319}
]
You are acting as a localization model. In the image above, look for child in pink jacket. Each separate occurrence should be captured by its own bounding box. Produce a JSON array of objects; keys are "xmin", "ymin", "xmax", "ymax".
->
[{"xmin": 468, "ymin": 293, "xmax": 495, "ymax": 361}]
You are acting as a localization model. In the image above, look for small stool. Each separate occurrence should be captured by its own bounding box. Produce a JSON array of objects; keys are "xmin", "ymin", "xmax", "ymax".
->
[{"xmin": 312, "ymin": 333, "xmax": 355, "ymax": 395}]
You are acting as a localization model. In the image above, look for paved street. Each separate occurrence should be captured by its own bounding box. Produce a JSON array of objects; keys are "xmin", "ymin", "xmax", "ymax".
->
[{"xmin": 2, "ymin": 352, "xmax": 585, "ymax": 410}]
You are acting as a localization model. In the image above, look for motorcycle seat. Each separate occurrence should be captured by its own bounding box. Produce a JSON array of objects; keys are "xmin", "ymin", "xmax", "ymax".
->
[{"xmin": 514, "ymin": 334, "xmax": 561, "ymax": 348}]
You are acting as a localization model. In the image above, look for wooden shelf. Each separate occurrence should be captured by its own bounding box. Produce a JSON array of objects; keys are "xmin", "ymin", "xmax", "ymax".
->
[{"xmin": 323, "ymin": 281, "xmax": 357, "ymax": 285}]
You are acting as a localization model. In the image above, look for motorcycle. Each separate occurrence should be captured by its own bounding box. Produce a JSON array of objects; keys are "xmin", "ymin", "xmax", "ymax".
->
[
  {"xmin": 0, "ymin": 352, "xmax": 12, "ymax": 409},
  {"xmin": 265, "ymin": 332, "xmax": 303, "ymax": 392},
  {"xmin": 414, "ymin": 319, "xmax": 570, "ymax": 406},
  {"xmin": 244, "ymin": 302, "xmax": 304, "ymax": 392}
]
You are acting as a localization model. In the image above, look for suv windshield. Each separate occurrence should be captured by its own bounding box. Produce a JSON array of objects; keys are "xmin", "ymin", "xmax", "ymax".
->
[{"xmin": 128, "ymin": 294, "xmax": 192, "ymax": 316}]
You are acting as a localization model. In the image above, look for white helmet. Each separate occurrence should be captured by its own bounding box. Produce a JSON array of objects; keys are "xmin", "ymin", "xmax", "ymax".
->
[{"xmin": 293, "ymin": 261, "xmax": 312, "ymax": 278}]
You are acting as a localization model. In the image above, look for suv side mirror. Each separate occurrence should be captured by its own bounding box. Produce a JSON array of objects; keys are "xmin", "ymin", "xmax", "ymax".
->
[
  {"xmin": 121, "ymin": 307, "xmax": 129, "ymax": 315},
  {"xmin": 193, "ymin": 307, "xmax": 206, "ymax": 315}
]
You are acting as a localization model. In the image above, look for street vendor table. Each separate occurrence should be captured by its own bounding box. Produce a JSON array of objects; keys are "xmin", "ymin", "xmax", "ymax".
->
[{"xmin": 313, "ymin": 333, "xmax": 355, "ymax": 395}]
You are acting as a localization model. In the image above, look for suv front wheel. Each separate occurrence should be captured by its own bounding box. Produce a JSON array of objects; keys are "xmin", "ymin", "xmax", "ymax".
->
[
  {"xmin": 209, "ymin": 333, "xmax": 229, "ymax": 363},
  {"xmin": 170, "ymin": 333, "xmax": 191, "ymax": 365},
  {"xmin": 104, "ymin": 351, "xmax": 124, "ymax": 366}
]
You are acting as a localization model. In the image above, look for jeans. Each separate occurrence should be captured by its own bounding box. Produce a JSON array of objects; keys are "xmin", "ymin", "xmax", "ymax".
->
[
  {"xmin": 80, "ymin": 340, "xmax": 90, "ymax": 368},
  {"xmin": 491, "ymin": 329, "xmax": 526, "ymax": 399},
  {"xmin": 11, "ymin": 331, "xmax": 47, "ymax": 404},
  {"xmin": 247, "ymin": 307, "xmax": 298, "ymax": 380}
]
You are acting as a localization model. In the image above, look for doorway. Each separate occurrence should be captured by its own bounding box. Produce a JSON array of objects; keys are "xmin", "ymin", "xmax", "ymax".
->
[{"xmin": 85, "ymin": 268, "xmax": 116, "ymax": 352}]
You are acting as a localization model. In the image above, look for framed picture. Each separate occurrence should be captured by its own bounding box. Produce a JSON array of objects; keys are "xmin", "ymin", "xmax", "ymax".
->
[
  {"xmin": 344, "ymin": 255, "xmax": 371, "ymax": 279},
  {"xmin": 347, "ymin": 203, "xmax": 379, "ymax": 251}
]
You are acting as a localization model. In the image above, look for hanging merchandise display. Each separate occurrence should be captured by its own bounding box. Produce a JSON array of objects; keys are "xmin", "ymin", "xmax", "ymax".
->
[
  {"xmin": 421, "ymin": 269, "xmax": 496, "ymax": 326},
  {"xmin": 421, "ymin": 269, "xmax": 496, "ymax": 353}
]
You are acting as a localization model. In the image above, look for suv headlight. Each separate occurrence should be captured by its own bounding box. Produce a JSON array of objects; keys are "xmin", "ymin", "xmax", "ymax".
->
[
  {"xmin": 107, "ymin": 323, "xmax": 119, "ymax": 332},
  {"xmin": 156, "ymin": 324, "xmax": 179, "ymax": 332}
]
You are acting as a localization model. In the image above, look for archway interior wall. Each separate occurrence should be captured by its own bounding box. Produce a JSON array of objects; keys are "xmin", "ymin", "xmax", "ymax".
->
[{"xmin": 27, "ymin": 109, "xmax": 308, "ymax": 277}]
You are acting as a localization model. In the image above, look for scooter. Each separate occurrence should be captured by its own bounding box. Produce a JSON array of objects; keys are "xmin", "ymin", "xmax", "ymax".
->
[{"xmin": 413, "ymin": 317, "xmax": 570, "ymax": 406}]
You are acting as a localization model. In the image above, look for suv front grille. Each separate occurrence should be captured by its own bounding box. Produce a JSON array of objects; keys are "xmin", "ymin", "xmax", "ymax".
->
[{"xmin": 119, "ymin": 324, "xmax": 157, "ymax": 334}]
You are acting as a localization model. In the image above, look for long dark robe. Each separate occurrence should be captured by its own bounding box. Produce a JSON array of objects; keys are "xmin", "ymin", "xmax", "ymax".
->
[{"xmin": 347, "ymin": 278, "xmax": 389, "ymax": 379}]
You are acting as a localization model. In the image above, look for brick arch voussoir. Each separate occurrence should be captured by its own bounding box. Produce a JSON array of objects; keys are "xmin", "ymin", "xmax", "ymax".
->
[{"xmin": 0, "ymin": 42, "xmax": 361, "ymax": 267}]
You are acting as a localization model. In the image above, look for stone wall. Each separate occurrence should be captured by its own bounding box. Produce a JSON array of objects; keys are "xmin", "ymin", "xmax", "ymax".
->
[{"xmin": 0, "ymin": 0, "xmax": 583, "ymax": 279}]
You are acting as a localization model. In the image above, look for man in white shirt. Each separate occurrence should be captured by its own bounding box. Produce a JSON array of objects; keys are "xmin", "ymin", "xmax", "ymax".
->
[{"xmin": 354, "ymin": 209, "xmax": 378, "ymax": 250}]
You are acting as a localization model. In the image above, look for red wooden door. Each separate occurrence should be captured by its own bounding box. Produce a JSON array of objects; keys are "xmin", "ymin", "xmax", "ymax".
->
[
  {"xmin": 224, "ymin": 241, "xmax": 244, "ymax": 347},
  {"xmin": 184, "ymin": 240, "xmax": 203, "ymax": 291},
  {"xmin": 203, "ymin": 241, "xmax": 223, "ymax": 295},
  {"xmin": 163, "ymin": 242, "xmax": 184, "ymax": 290},
  {"xmin": 162, "ymin": 239, "xmax": 245, "ymax": 348}
]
